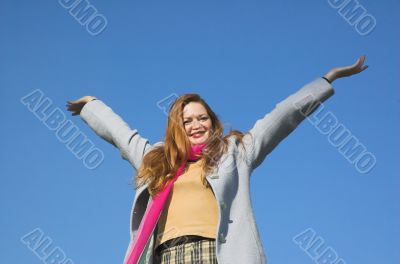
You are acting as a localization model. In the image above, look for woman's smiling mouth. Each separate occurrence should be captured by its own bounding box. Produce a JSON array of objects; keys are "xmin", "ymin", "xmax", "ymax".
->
[{"xmin": 191, "ymin": 131, "xmax": 206, "ymax": 138}]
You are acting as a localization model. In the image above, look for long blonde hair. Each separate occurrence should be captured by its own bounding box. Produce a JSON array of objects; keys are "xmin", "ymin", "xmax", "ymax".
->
[{"xmin": 135, "ymin": 93, "xmax": 247, "ymax": 197}]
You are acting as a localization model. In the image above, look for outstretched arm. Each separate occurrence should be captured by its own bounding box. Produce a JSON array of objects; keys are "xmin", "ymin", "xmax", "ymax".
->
[
  {"xmin": 239, "ymin": 55, "xmax": 368, "ymax": 171},
  {"xmin": 66, "ymin": 96, "xmax": 152, "ymax": 171}
]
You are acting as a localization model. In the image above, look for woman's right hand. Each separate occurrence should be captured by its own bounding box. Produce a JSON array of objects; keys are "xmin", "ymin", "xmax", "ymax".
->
[
  {"xmin": 66, "ymin": 96, "xmax": 97, "ymax": 116},
  {"xmin": 323, "ymin": 55, "xmax": 368, "ymax": 83}
]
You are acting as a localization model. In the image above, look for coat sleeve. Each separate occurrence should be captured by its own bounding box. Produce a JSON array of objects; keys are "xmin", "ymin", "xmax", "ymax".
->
[
  {"xmin": 239, "ymin": 77, "xmax": 335, "ymax": 171},
  {"xmin": 79, "ymin": 99, "xmax": 152, "ymax": 171}
]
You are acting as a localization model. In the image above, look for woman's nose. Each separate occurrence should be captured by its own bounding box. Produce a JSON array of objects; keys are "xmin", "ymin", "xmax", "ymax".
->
[{"xmin": 191, "ymin": 119, "xmax": 201, "ymax": 129}]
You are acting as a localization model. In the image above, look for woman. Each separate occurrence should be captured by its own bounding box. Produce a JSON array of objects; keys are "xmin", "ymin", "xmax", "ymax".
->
[{"xmin": 67, "ymin": 55, "xmax": 368, "ymax": 264}]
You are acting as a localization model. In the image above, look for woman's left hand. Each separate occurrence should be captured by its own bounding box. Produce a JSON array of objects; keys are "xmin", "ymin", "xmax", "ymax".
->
[{"xmin": 324, "ymin": 55, "xmax": 369, "ymax": 83}]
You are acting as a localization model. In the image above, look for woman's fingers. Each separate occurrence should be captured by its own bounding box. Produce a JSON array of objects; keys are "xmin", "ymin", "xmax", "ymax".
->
[
  {"xmin": 360, "ymin": 55, "xmax": 366, "ymax": 64},
  {"xmin": 67, "ymin": 98, "xmax": 84, "ymax": 105},
  {"xmin": 336, "ymin": 55, "xmax": 368, "ymax": 78},
  {"xmin": 66, "ymin": 100, "xmax": 84, "ymax": 115},
  {"xmin": 66, "ymin": 96, "xmax": 95, "ymax": 116},
  {"xmin": 354, "ymin": 56, "xmax": 364, "ymax": 71},
  {"xmin": 347, "ymin": 56, "xmax": 363, "ymax": 71},
  {"xmin": 355, "ymin": 55, "xmax": 365, "ymax": 66},
  {"xmin": 356, "ymin": 55, "xmax": 368, "ymax": 71}
]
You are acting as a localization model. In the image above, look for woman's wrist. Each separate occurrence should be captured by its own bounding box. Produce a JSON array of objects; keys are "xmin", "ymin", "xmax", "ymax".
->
[
  {"xmin": 322, "ymin": 76, "xmax": 332, "ymax": 84},
  {"xmin": 85, "ymin": 96, "xmax": 98, "ymax": 103},
  {"xmin": 323, "ymin": 70, "xmax": 338, "ymax": 83}
]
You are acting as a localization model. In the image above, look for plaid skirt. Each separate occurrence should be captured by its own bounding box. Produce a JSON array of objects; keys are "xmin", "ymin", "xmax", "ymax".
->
[{"xmin": 154, "ymin": 238, "xmax": 218, "ymax": 264}]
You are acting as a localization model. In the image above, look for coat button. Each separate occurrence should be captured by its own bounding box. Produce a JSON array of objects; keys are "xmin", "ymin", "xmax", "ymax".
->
[{"xmin": 219, "ymin": 233, "xmax": 226, "ymax": 243}]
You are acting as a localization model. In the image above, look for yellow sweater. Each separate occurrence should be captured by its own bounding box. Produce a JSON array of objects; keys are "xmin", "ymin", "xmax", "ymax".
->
[{"xmin": 155, "ymin": 159, "xmax": 218, "ymax": 248}]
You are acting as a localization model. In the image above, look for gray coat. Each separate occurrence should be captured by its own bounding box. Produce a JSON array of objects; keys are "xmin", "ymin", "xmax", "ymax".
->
[{"xmin": 80, "ymin": 77, "xmax": 334, "ymax": 263}]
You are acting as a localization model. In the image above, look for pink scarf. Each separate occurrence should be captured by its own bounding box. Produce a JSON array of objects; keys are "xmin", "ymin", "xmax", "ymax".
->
[{"xmin": 125, "ymin": 143, "xmax": 206, "ymax": 264}]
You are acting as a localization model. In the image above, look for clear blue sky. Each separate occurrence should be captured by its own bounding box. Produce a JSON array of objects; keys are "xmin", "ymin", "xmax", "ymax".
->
[{"xmin": 1, "ymin": 0, "xmax": 398, "ymax": 263}]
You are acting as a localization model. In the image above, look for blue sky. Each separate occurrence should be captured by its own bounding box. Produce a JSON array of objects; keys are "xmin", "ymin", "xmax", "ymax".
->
[{"xmin": 1, "ymin": 0, "xmax": 398, "ymax": 263}]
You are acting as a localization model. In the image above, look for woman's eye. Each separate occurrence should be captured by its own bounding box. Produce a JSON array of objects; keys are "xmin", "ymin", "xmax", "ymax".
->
[{"xmin": 183, "ymin": 116, "xmax": 207, "ymax": 125}]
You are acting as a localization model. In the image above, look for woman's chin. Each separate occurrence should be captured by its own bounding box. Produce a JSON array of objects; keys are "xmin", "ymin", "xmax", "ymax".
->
[
  {"xmin": 191, "ymin": 140, "xmax": 204, "ymax": 146},
  {"xmin": 190, "ymin": 137, "xmax": 208, "ymax": 146}
]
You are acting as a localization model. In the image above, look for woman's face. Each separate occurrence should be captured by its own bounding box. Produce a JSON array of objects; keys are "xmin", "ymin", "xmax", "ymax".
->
[{"xmin": 183, "ymin": 102, "xmax": 213, "ymax": 146}]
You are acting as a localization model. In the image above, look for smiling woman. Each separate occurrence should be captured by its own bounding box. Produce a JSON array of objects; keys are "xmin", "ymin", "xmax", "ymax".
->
[
  {"xmin": 66, "ymin": 55, "xmax": 368, "ymax": 264},
  {"xmin": 183, "ymin": 101, "xmax": 213, "ymax": 146},
  {"xmin": 136, "ymin": 93, "xmax": 247, "ymax": 198}
]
